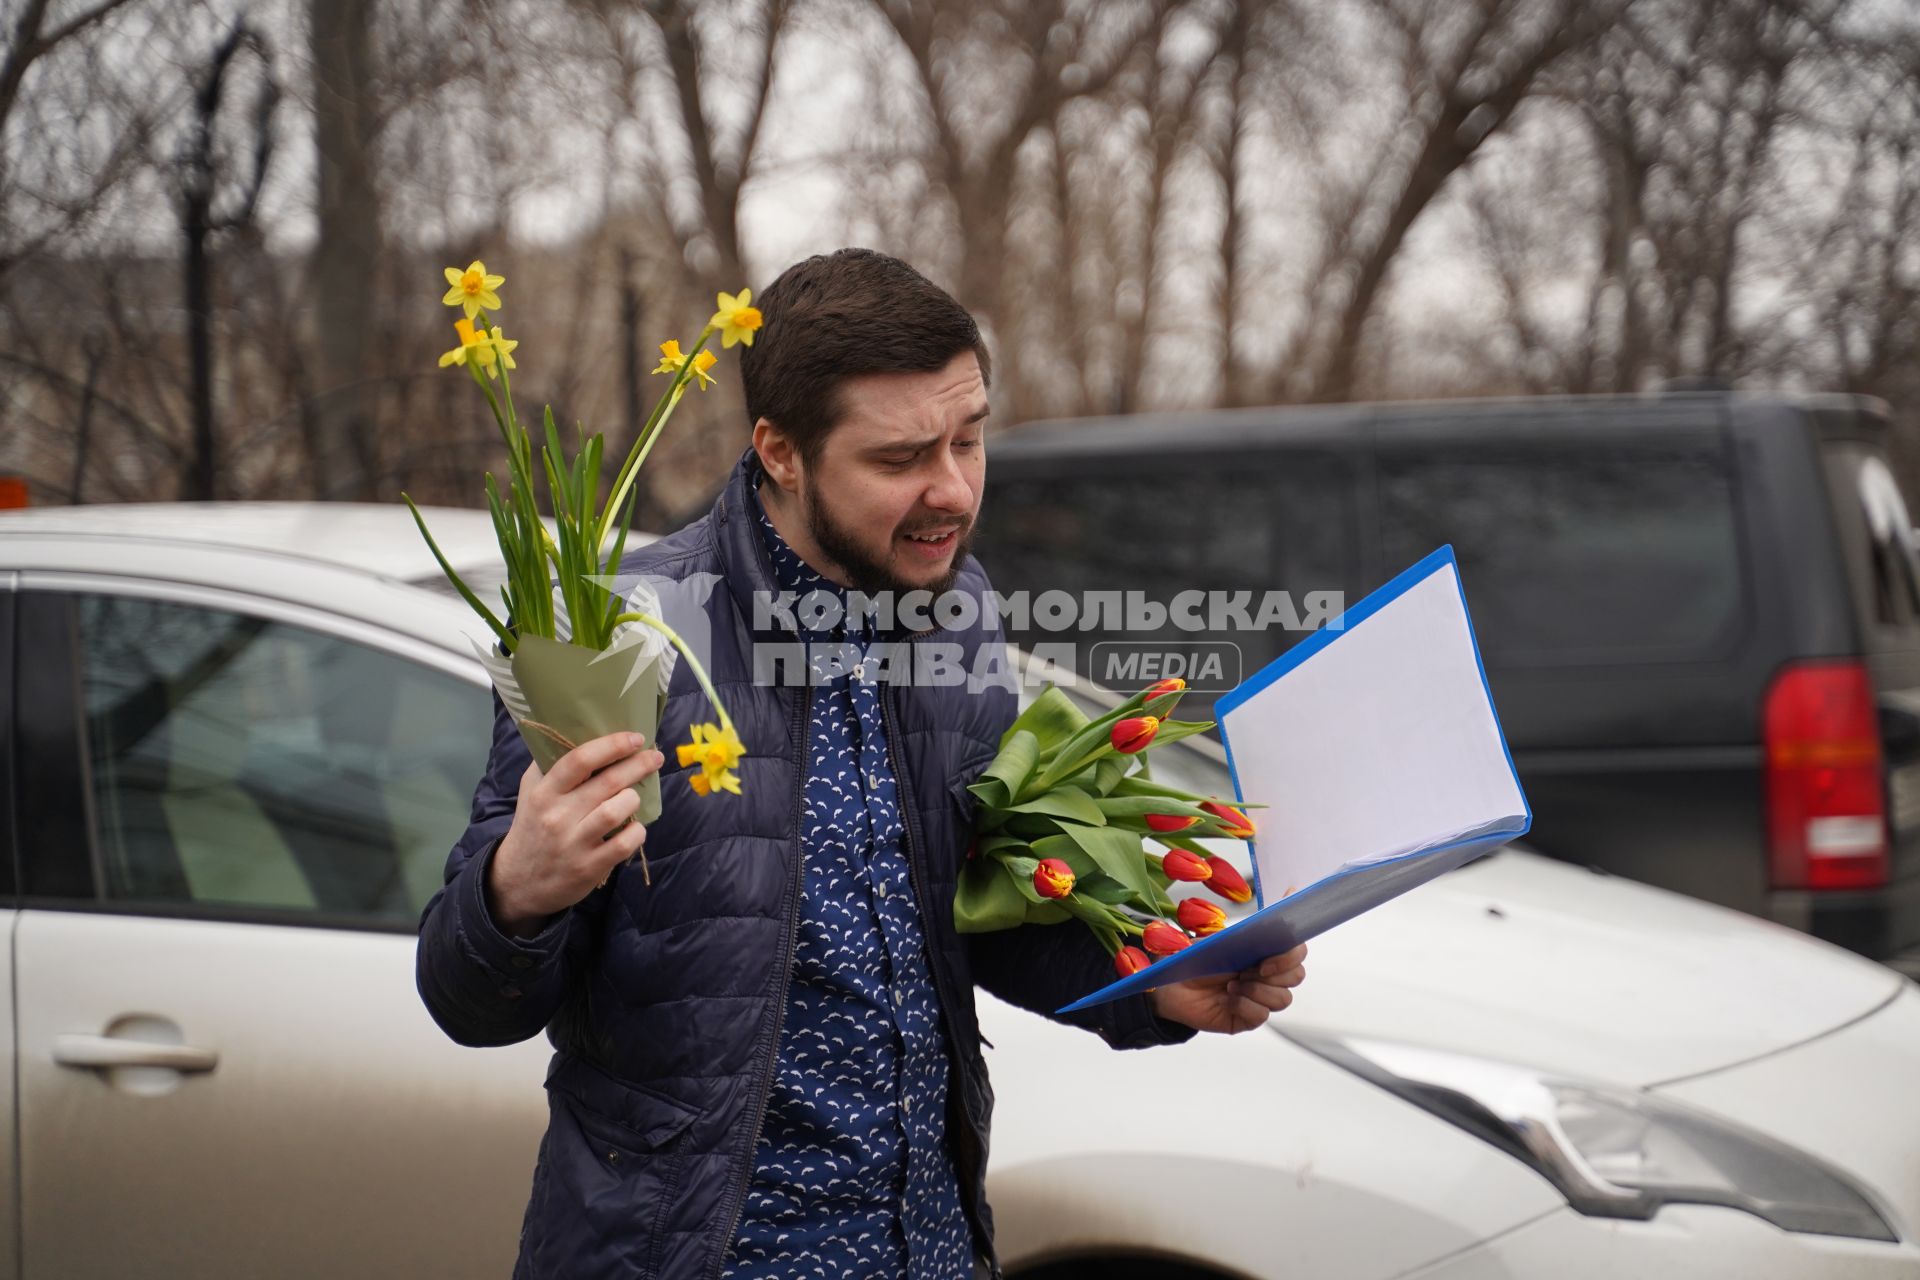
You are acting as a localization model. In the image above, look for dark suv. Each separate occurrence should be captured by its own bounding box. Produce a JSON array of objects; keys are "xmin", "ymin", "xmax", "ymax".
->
[{"xmin": 974, "ymin": 392, "xmax": 1920, "ymax": 973}]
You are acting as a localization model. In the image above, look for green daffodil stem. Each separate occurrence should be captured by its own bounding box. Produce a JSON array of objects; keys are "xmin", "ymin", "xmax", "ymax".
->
[
  {"xmin": 609, "ymin": 609, "xmax": 737, "ymax": 737},
  {"xmin": 598, "ymin": 325, "xmax": 719, "ymax": 550},
  {"xmin": 466, "ymin": 357, "xmax": 511, "ymax": 448},
  {"xmin": 471, "ymin": 345, "xmax": 552, "ymax": 641}
]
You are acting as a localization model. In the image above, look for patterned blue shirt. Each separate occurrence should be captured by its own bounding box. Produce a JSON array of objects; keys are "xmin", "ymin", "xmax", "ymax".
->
[{"xmin": 721, "ymin": 478, "xmax": 975, "ymax": 1278}]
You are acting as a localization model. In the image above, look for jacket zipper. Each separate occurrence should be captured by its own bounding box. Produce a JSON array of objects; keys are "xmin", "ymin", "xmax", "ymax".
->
[
  {"xmin": 879, "ymin": 675, "xmax": 1003, "ymax": 1280},
  {"xmin": 709, "ymin": 670, "xmax": 811, "ymax": 1279}
]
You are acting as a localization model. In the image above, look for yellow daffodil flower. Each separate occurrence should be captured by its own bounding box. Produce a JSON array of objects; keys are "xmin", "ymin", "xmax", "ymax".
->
[
  {"xmin": 485, "ymin": 326, "xmax": 518, "ymax": 378},
  {"xmin": 708, "ymin": 288, "xmax": 762, "ymax": 349},
  {"xmin": 442, "ymin": 260, "xmax": 505, "ymax": 319},
  {"xmin": 653, "ymin": 339, "xmax": 719, "ymax": 390},
  {"xmin": 438, "ymin": 317, "xmax": 497, "ymax": 371},
  {"xmin": 677, "ymin": 722, "xmax": 745, "ymax": 796}
]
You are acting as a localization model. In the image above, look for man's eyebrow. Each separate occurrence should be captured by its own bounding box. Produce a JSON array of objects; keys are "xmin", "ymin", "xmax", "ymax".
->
[{"xmin": 869, "ymin": 406, "xmax": 991, "ymax": 452}]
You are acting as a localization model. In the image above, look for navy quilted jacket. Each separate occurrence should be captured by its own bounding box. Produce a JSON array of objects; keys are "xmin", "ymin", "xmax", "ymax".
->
[{"xmin": 416, "ymin": 448, "xmax": 1194, "ymax": 1280}]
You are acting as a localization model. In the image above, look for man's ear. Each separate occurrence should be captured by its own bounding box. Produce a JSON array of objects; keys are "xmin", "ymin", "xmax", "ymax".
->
[{"xmin": 752, "ymin": 418, "xmax": 802, "ymax": 498}]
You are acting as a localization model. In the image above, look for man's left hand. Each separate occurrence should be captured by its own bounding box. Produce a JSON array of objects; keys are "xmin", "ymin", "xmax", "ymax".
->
[{"xmin": 1147, "ymin": 943, "xmax": 1308, "ymax": 1035}]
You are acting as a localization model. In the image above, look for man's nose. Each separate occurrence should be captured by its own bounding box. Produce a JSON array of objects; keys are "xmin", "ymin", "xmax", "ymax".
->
[{"xmin": 923, "ymin": 446, "xmax": 973, "ymax": 513}]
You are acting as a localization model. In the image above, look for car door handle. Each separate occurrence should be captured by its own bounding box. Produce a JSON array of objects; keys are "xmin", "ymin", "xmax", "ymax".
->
[{"xmin": 53, "ymin": 1034, "xmax": 219, "ymax": 1074}]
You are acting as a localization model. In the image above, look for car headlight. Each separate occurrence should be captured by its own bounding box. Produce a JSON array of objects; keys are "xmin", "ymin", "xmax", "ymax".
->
[{"xmin": 1283, "ymin": 1028, "xmax": 1898, "ymax": 1243}]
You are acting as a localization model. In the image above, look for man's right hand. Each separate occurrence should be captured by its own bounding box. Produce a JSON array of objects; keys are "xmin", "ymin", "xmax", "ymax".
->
[{"xmin": 486, "ymin": 731, "xmax": 667, "ymax": 937}]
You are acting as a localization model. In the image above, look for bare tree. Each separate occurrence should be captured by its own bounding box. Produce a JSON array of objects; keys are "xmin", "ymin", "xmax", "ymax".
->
[
  {"xmin": 0, "ymin": 0, "xmax": 168, "ymax": 280},
  {"xmin": 1458, "ymin": 0, "xmax": 1855, "ymax": 395},
  {"xmin": 873, "ymin": 0, "xmax": 1178, "ymax": 328},
  {"xmin": 0, "ymin": 0, "xmax": 139, "ymax": 140},
  {"xmin": 178, "ymin": 18, "xmax": 277, "ymax": 500},
  {"xmin": 309, "ymin": 0, "xmax": 381, "ymax": 500},
  {"xmin": 1272, "ymin": 0, "xmax": 1632, "ymax": 403}
]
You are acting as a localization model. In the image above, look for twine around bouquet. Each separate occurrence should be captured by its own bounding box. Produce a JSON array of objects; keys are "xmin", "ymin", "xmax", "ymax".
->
[{"xmin": 521, "ymin": 719, "xmax": 652, "ymax": 888}]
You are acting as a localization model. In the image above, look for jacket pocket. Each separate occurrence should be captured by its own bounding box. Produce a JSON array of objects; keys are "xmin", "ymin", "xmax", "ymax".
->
[
  {"xmin": 524, "ymin": 1056, "xmax": 705, "ymax": 1279},
  {"xmin": 544, "ymin": 1053, "xmax": 703, "ymax": 1155}
]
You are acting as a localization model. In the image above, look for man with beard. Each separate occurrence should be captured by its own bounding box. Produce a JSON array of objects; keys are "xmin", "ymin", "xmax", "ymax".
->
[{"xmin": 416, "ymin": 248, "xmax": 1309, "ymax": 1280}]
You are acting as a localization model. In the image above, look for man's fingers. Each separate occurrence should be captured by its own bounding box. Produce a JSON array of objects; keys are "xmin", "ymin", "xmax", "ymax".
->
[
  {"xmin": 602, "ymin": 816, "xmax": 648, "ymax": 860},
  {"xmin": 1256, "ymin": 963, "xmax": 1305, "ymax": 989},
  {"xmin": 584, "ymin": 784, "xmax": 643, "ymax": 839},
  {"xmin": 591, "ymin": 819, "xmax": 649, "ymax": 885},
  {"xmin": 1235, "ymin": 961, "xmax": 1305, "ymax": 989},
  {"xmin": 1255, "ymin": 946, "xmax": 1307, "ymax": 981},
  {"xmin": 1232, "ymin": 997, "xmax": 1272, "ymax": 1031},
  {"xmin": 571, "ymin": 747, "xmax": 667, "ymax": 814},
  {"xmin": 1232, "ymin": 980, "xmax": 1296, "ymax": 1012},
  {"xmin": 544, "ymin": 731, "xmax": 649, "ymax": 794}
]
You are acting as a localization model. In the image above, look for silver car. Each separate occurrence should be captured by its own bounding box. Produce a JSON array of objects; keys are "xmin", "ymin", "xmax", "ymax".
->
[{"xmin": 4, "ymin": 501, "xmax": 1919, "ymax": 1280}]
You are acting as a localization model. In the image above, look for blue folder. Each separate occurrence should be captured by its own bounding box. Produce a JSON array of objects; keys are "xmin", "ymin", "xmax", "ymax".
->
[{"xmin": 1057, "ymin": 546, "xmax": 1531, "ymax": 1014}]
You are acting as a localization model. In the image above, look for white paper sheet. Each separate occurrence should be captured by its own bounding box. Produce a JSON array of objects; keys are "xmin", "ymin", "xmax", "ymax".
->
[{"xmin": 1220, "ymin": 558, "xmax": 1528, "ymax": 904}]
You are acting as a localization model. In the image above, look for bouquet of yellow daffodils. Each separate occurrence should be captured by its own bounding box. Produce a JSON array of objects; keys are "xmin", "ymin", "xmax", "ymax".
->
[{"xmin": 403, "ymin": 263, "xmax": 764, "ymax": 878}]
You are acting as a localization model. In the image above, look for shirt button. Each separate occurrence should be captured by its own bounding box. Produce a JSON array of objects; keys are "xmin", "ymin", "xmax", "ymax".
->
[
  {"xmin": 510, "ymin": 954, "xmax": 534, "ymax": 971},
  {"xmin": 877, "ymin": 880, "xmax": 889, "ymax": 899},
  {"xmin": 894, "ymin": 988, "xmax": 905, "ymax": 1007}
]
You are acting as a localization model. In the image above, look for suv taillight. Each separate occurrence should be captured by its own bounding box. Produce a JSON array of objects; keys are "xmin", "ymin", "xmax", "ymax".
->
[{"xmin": 1765, "ymin": 661, "xmax": 1887, "ymax": 890}]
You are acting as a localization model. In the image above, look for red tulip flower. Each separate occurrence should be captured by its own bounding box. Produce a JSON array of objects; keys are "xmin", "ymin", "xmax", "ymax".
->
[
  {"xmin": 1145, "ymin": 812, "xmax": 1200, "ymax": 833},
  {"xmin": 1111, "ymin": 715, "xmax": 1160, "ymax": 754},
  {"xmin": 1114, "ymin": 945, "xmax": 1152, "ymax": 977},
  {"xmin": 1177, "ymin": 897, "xmax": 1228, "ymax": 937},
  {"xmin": 1033, "ymin": 857, "xmax": 1075, "ymax": 900},
  {"xmin": 1161, "ymin": 848, "xmax": 1213, "ymax": 882},
  {"xmin": 1142, "ymin": 920, "xmax": 1192, "ymax": 955},
  {"xmin": 1204, "ymin": 857, "xmax": 1253, "ymax": 904},
  {"xmin": 1143, "ymin": 677, "xmax": 1185, "ymax": 716},
  {"xmin": 1200, "ymin": 798, "xmax": 1255, "ymax": 838}
]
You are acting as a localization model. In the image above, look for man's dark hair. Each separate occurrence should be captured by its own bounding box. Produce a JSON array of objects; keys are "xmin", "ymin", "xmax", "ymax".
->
[{"xmin": 740, "ymin": 248, "xmax": 992, "ymax": 462}]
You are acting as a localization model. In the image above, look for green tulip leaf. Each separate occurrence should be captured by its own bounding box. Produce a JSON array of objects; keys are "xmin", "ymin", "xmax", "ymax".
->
[
  {"xmin": 968, "ymin": 729, "xmax": 1039, "ymax": 810},
  {"xmin": 954, "ymin": 857, "xmax": 1028, "ymax": 933},
  {"xmin": 997, "ymin": 786, "xmax": 1107, "ymax": 827},
  {"xmin": 1000, "ymin": 685, "xmax": 1088, "ymax": 753},
  {"xmin": 1000, "ymin": 813, "xmax": 1078, "ymax": 842},
  {"xmin": 1092, "ymin": 795, "xmax": 1213, "ymax": 830},
  {"xmin": 1075, "ymin": 875, "xmax": 1136, "ymax": 906},
  {"xmin": 1137, "ymin": 718, "xmax": 1216, "ymax": 752}
]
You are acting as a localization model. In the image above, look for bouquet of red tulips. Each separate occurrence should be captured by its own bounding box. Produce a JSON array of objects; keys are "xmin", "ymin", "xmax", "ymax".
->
[{"xmin": 955, "ymin": 678, "xmax": 1262, "ymax": 978}]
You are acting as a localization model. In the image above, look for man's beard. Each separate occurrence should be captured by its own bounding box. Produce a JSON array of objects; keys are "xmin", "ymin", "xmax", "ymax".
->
[{"xmin": 802, "ymin": 470, "xmax": 975, "ymax": 601}]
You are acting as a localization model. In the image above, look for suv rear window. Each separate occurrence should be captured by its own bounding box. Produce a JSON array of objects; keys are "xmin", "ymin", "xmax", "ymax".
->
[
  {"xmin": 980, "ymin": 452, "xmax": 1356, "ymax": 714},
  {"xmin": 1377, "ymin": 433, "xmax": 1746, "ymax": 664}
]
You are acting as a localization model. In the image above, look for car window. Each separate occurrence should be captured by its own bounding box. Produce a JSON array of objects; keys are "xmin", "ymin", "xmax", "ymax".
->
[
  {"xmin": 1377, "ymin": 435, "xmax": 1746, "ymax": 664},
  {"xmin": 981, "ymin": 453, "xmax": 1355, "ymax": 718},
  {"xmin": 74, "ymin": 593, "xmax": 491, "ymax": 924}
]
